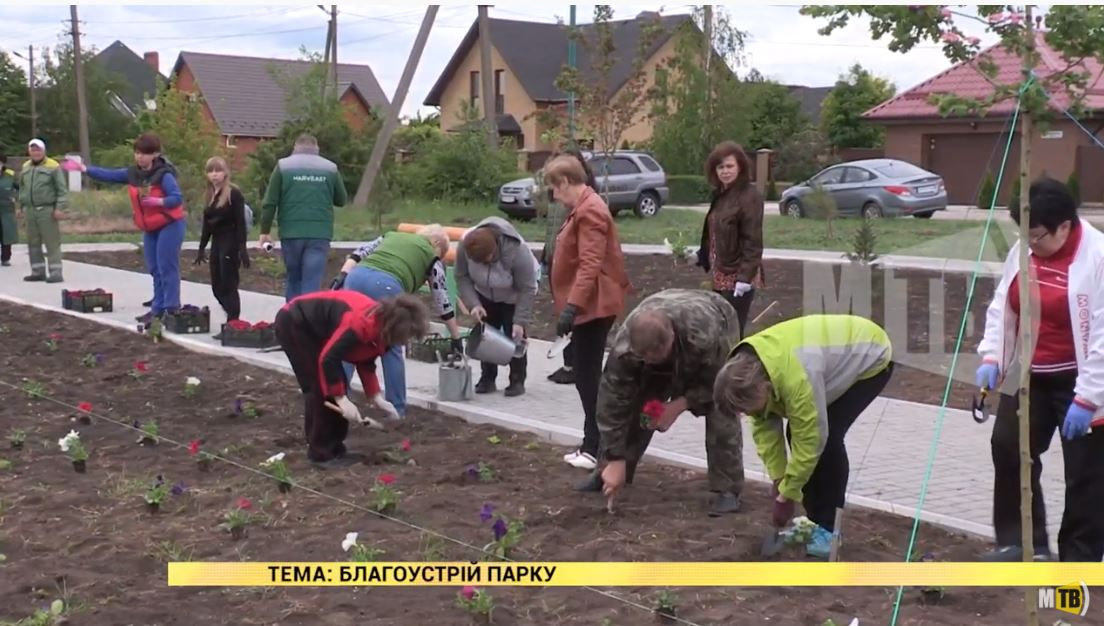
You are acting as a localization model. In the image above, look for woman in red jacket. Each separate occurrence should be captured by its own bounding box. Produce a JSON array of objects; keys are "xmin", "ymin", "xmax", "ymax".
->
[{"xmin": 274, "ymin": 291, "xmax": 429, "ymax": 469}]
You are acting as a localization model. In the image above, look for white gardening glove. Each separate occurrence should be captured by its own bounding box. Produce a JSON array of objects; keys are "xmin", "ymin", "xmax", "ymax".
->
[
  {"xmin": 331, "ymin": 395, "xmax": 362, "ymax": 423},
  {"xmin": 733, "ymin": 282, "xmax": 752, "ymax": 297},
  {"xmin": 373, "ymin": 395, "xmax": 401, "ymax": 420}
]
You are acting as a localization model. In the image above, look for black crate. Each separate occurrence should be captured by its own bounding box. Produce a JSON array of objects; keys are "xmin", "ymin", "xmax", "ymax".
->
[
  {"xmin": 163, "ymin": 306, "xmax": 211, "ymax": 334},
  {"xmin": 61, "ymin": 289, "xmax": 114, "ymax": 313},
  {"xmin": 220, "ymin": 324, "xmax": 278, "ymax": 348}
]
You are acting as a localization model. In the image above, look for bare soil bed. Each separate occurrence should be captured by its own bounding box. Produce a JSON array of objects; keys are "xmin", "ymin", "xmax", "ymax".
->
[
  {"xmin": 0, "ymin": 301, "xmax": 1030, "ymax": 625},
  {"xmin": 64, "ymin": 249, "xmax": 996, "ymax": 410}
]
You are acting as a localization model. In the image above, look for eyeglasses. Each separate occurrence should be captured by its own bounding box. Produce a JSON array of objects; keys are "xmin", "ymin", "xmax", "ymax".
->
[{"xmin": 1028, "ymin": 231, "xmax": 1050, "ymax": 245}]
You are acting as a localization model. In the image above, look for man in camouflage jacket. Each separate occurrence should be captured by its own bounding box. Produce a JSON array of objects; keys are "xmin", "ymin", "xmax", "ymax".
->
[{"xmin": 584, "ymin": 288, "xmax": 746, "ymax": 516}]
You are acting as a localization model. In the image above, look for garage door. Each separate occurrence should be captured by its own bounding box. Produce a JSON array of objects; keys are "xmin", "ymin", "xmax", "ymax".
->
[{"xmin": 924, "ymin": 133, "xmax": 1021, "ymax": 206}]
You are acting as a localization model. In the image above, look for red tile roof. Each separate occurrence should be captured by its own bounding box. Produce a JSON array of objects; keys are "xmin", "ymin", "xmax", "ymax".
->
[{"xmin": 864, "ymin": 32, "xmax": 1104, "ymax": 120}]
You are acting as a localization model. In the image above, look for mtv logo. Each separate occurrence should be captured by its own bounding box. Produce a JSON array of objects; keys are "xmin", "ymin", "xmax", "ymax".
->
[{"xmin": 1038, "ymin": 582, "xmax": 1090, "ymax": 617}]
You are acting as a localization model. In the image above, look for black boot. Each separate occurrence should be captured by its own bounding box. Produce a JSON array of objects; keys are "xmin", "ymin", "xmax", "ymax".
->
[
  {"xmin": 475, "ymin": 378, "xmax": 496, "ymax": 394},
  {"xmin": 23, "ymin": 273, "xmax": 45, "ymax": 282},
  {"xmin": 142, "ymin": 298, "xmax": 153, "ymax": 307},
  {"xmin": 708, "ymin": 491, "xmax": 742, "ymax": 516},
  {"xmin": 504, "ymin": 356, "xmax": 526, "ymax": 397},
  {"xmin": 574, "ymin": 471, "xmax": 604, "ymax": 492}
]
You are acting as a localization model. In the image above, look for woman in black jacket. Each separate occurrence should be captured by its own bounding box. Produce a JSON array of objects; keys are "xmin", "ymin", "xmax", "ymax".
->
[{"xmin": 195, "ymin": 156, "xmax": 250, "ymax": 325}]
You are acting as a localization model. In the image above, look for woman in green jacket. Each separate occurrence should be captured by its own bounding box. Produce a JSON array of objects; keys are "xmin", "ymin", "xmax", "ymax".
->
[
  {"xmin": 713, "ymin": 314, "xmax": 894, "ymax": 558},
  {"xmin": 0, "ymin": 156, "xmax": 16, "ymax": 266}
]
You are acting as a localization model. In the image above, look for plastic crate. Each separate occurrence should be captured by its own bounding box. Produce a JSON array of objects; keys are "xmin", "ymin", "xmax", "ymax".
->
[
  {"xmin": 220, "ymin": 324, "xmax": 277, "ymax": 348},
  {"xmin": 61, "ymin": 289, "xmax": 114, "ymax": 313},
  {"xmin": 163, "ymin": 306, "xmax": 211, "ymax": 334},
  {"xmin": 407, "ymin": 332, "xmax": 467, "ymax": 363}
]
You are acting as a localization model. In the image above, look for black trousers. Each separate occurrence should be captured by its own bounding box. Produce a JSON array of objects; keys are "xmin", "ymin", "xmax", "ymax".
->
[
  {"xmin": 716, "ymin": 288, "xmax": 755, "ymax": 338},
  {"xmin": 790, "ymin": 363, "xmax": 894, "ymax": 531},
  {"xmin": 0, "ymin": 216, "xmax": 10, "ymax": 262},
  {"xmin": 992, "ymin": 370, "xmax": 1104, "ymax": 561},
  {"xmin": 210, "ymin": 233, "xmax": 242, "ymax": 321},
  {"xmin": 275, "ymin": 309, "xmax": 349, "ymax": 462},
  {"xmin": 477, "ymin": 294, "xmax": 526, "ymax": 385},
  {"xmin": 562, "ymin": 342, "xmax": 575, "ymax": 369},
  {"xmin": 573, "ymin": 316, "xmax": 616, "ymax": 456}
]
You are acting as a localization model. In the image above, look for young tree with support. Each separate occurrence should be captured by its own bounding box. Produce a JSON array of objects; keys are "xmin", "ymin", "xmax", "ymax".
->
[{"xmin": 801, "ymin": 6, "xmax": 1104, "ymax": 626}]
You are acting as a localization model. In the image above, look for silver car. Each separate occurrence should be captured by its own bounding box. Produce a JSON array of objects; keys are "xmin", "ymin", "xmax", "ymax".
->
[
  {"xmin": 780, "ymin": 158, "xmax": 947, "ymax": 219},
  {"xmin": 498, "ymin": 150, "xmax": 670, "ymax": 219}
]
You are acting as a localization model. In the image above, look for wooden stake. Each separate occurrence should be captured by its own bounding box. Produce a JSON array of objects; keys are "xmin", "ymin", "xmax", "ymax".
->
[{"xmin": 829, "ymin": 507, "xmax": 844, "ymax": 563}]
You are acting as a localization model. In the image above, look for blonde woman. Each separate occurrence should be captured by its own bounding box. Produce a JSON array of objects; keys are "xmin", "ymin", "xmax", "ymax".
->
[
  {"xmin": 329, "ymin": 224, "xmax": 463, "ymax": 418},
  {"xmin": 195, "ymin": 156, "xmax": 250, "ymax": 324}
]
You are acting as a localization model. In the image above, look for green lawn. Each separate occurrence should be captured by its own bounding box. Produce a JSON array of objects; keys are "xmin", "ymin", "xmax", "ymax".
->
[{"xmin": 54, "ymin": 191, "xmax": 1015, "ymax": 261}]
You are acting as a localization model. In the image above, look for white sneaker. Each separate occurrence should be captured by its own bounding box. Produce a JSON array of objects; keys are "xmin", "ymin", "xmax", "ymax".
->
[{"xmin": 563, "ymin": 450, "xmax": 597, "ymax": 470}]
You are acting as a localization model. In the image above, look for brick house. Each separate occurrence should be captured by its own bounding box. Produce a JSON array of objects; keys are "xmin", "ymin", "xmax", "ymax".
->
[
  {"xmin": 169, "ymin": 51, "xmax": 389, "ymax": 167},
  {"xmin": 864, "ymin": 31, "xmax": 1104, "ymax": 206}
]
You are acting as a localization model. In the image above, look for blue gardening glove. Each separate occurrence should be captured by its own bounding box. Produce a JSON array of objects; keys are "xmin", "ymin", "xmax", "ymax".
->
[
  {"xmin": 556, "ymin": 304, "xmax": 577, "ymax": 337},
  {"xmin": 1062, "ymin": 401, "xmax": 1094, "ymax": 440},
  {"xmin": 975, "ymin": 361, "xmax": 1000, "ymax": 391}
]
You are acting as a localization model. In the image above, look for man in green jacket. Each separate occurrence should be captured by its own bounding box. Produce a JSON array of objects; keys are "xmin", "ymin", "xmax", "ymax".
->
[
  {"xmin": 18, "ymin": 139, "xmax": 68, "ymax": 282},
  {"xmin": 713, "ymin": 314, "xmax": 894, "ymax": 558},
  {"xmin": 258, "ymin": 134, "xmax": 347, "ymax": 301},
  {"xmin": 0, "ymin": 155, "xmax": 18, "ymax": 266}
]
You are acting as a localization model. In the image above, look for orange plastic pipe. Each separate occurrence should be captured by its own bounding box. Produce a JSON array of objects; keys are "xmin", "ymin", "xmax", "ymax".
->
[{"xmin": 396, "ymin": 223, "xmax": 468, "ymax": 241}]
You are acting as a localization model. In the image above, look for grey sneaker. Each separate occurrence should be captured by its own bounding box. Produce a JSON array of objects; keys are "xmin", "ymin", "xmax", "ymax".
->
[{"xmin": 980, "ymin": 545, "xmax": 1052, "ymax": 561}]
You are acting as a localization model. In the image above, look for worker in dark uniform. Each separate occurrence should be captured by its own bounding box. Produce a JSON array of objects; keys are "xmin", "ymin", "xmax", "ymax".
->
[{"xmin": 274, "ymin": 291, "xmax": 429, "ymax": 469}]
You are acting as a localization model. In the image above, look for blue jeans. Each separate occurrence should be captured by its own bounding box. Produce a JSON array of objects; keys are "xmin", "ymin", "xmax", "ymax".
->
[
  {"xmin": 143, "ymin": 218, "xmax": 186, "ymax": 314},
  {"xmin": 342, "ymin": 266, "xmax": 407, "ymax": 416},
  {"xmin": 281, "ymin": 238, "xmax": 331, "ymax": 302}
]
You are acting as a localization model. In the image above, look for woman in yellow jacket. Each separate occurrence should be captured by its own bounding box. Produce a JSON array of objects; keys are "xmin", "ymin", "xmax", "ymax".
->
[{"xmin": 713, "ymin": 314, "xmax": 894, "ymax": 558}]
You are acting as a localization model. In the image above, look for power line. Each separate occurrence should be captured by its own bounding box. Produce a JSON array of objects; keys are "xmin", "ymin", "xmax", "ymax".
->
[{"xmin": 81, "ymin": 7, "xmax": 294, "ymax": 25}]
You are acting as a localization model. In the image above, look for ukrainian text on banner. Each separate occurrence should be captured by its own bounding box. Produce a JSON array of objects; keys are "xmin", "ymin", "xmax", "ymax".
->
[{"xmin": 166, "ymin": 562, "xmax": 1104, "ymax": 587}]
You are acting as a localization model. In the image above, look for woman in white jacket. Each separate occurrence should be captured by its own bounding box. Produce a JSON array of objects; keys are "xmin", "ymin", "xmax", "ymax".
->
[{"xmin": 975, "ymin": 177, "xmax": 1104, "ymax": 563}]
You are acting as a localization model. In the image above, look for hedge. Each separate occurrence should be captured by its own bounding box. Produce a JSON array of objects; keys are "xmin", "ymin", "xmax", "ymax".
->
[{"xmin": 668, "ymin": 175, "xmax": 712, "ymax": 205}]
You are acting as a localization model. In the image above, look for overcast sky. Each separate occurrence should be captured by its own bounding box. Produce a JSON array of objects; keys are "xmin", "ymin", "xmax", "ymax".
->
[{"xmin": 0, "ymin": 3, "xmax": 1009, "ymax": 119}]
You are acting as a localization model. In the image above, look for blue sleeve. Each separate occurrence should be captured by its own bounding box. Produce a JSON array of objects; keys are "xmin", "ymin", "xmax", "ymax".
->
[
  {"xmin": 159, "ymin": 172, "xmax": 183, "ymax": 208},
  {"xmin": 85, "ymin": 166, "xmax": 129, "ymax": 184}
]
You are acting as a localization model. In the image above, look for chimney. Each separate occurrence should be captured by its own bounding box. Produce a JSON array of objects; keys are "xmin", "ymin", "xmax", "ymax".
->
[{"xmin": 143, "ymin": 52, "xmax": 159, "ymax": 73}]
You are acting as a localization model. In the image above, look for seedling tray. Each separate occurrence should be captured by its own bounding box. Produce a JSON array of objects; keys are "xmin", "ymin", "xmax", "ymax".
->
[
  {"xmin": 220, "ymin": 324, "xmax": 277, "ymax": 348},
  {"xmin": 163, "ymin": 306, "xmax": 210, "ymax": 334},
  {"xmin": 62, "ymin": 289, "xmax": 114, "ymax": 313}
]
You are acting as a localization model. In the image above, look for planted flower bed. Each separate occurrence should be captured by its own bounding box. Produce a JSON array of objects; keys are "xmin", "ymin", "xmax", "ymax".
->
[{"xmin": 0, "ymin": 301, "xmax": 1025, "ymax": 625}]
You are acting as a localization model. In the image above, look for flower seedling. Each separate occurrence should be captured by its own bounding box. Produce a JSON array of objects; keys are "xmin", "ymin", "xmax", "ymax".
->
[
  {"xmin": 640, "ymin": 399, "xmax": 665, "ymax": 428},
  {"xmin": 371, "ymin": 474, "xmax": 399, "ymax": 513},
  {"xmin": 260, "ymin": 452, "xmax": 291, "ymax": 492},
  {"xmin": 22, "ymin": 380, "xmax": 47, "ymax": 399},
  {"xmin": 130, "ymin": 360, "xmax": 150, "ymax": 379},
  {"xmin": 654, "ymin": 590, "xmax": 678, "ymax": 622},
  {"xmin": 189, "ymin": 439, "xmax": 213, "ymax": 471},
  {"xmin": 0, "ymin": 458, "xmax": 12, "ymax": 472},
  {"xmin": 16, "ymin": 599, "xmax": 66, "ymax": 626},
  {"xmin": 486, "ymin": 434, "xmax": 502, "ymax": 445},
  {"xmin": 220, "ymin": 498, "xmax": 254, "ymax": 539},
  {"xmin": 43, "ymin": 333, "xmax": 61, "ymax": 353},
  {"xmin": 342, "ymin": 532, "xmax": 385, "ymax": 562},
  {"xmin": 455, "ymin": 586, "xmax": 495, "ymax": 622},
  {"xmin": 523, "ymin": 441, "xmax": 540, "ymax": 451},
  {"xmin": 183, "ymin": 376, "xmax": 201, "ymax": 398},
  {"xmin": 782, "ymin": 516, "xmax": 818, "ymax": 546},
  {"xmin": 482, "ymin": 510, "xmax": 523, "ymax": 560},
  {"xmin": 384, "ymin": 438, "xmax": 414, "ymax": 464},
  {"xmin": 80, "ymin": 353, "xmax": 101, "ymax": 368},
  {"xmin": 139, "ymin": 419, "xmax": 159, "ymax": 445},
  {"xmin": 472, "ymin": 462, "xmax": 495, "ymax": 482},
  {"xmin": 76, "ymin": 401, "xmax": 93, "ymax": 425},
  {"xmin": 0, "ymin": 324, "xmax": 9, "ymax": 335},
  {"xmin": 145, "ymin": 475, "xmax": 169, "ymax": 512},
  {"xmin": 8, "ymin": 429, "xmax": 26, "ymax": 450},
  {"xmin": 913, "ymin": 550, "xmax": 946, "ymax": 605},
  {"xmin": 58, "ymin": 430, "xmax": 88, "ymax": 472},
  {"xmin": 148, "ymin": 318, "xmax": 164, "ymax": 342}
]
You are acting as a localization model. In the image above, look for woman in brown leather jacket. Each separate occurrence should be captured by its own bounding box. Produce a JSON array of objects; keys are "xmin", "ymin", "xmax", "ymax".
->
[{"xmin": 696, "ymin": 141, "xmax": 764, "ymax": 337}]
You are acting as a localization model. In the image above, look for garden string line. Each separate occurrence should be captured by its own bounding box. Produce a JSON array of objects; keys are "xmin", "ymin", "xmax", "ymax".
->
[
  {"xmin": 888, "ymin": 75, "xmax": 1034, "ymax": 626},
  {"xmin": 0, "ymin": 376, "xmax": 707, "ymax": 626}
]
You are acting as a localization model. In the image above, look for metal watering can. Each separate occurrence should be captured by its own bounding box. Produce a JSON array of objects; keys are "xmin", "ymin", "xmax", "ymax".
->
[
  {"xmin": 465, "ymin": 322, "xmax": 525, "ymax": 366},
  {"xmin": 437, "ymin": 351, "xmax": 474, "ymax": 402}
]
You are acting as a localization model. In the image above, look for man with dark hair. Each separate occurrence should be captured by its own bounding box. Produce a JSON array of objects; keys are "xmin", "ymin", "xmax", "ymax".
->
[
  {"xmin": 260, "ymin": 134, "xmax": 348, "ymax": 301},
  {"xmin": 585, "ymin": 288, "xmax": 746, "ymax": 517}
]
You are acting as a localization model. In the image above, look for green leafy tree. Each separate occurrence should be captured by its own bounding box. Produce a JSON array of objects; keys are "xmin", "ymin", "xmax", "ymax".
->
[
  {"xmin": 34, "ymin": 42, "xmax": 136, "ymax": 154},
  {"xmin": 820, "ymin": 63, "xmax": 896, "ymax": 150},
  {"xmin": 0, "ymin": 52, "xmax": 31, "ymax": 151}
]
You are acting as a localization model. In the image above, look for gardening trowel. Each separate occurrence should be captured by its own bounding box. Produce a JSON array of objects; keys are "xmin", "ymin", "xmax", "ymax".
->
[
  {"xmin": 547, "ymin": 333, "xmax": 572, "ymax": 359},
  {"xmin": 760, "ymin": 524, "xmax": 788, "ymax": 557},
  {"xmin": 323, "ymin": 400, "xmax": 386, "ymax": 430}
]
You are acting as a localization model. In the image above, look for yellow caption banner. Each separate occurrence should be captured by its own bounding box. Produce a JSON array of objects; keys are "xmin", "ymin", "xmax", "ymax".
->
[{"xmin": 167, "ymin": 562, "xmax": 1104, "ymax": 587}]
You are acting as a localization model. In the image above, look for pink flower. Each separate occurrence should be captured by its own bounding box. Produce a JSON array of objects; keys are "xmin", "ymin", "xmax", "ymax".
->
[
  {"xmin": 78, "ymin": 402, "xmax": 93, "ymax": 413},
  {"xmin": 401, "ymin": 439, "xmax": 412, "ymax": 452},
  {"xmin": 460, "ymin": 586, "xmax": 477, "ymax": 600},
  {"xmin": 940, "ymin": 7, "xmax": 952, "ymax": 19},
  {"xmin": 378, "ymin": 474, "xmax": 396, "ymax": 486},
  {"xmin": 1008, "ymin": 12, "xmax": 1023, "ymax": 24},
  {"xmin": 642, "ymin": 400, "xmax": 665, "ymax": 420},
  {"xmin": 237, "ymin": 497, "xmax": 253, "ymax": 510},
  {"xmin": 49, "ymin": 333, "xmax": 62, "ymax": 341},
  {"xmin": 988, "ymin": 12, "xmax": 1005, "ymax": 24},
  {"xmin": 188, "ymin": 439, "xmax": 201, "ymax": 456},
  {"xmin": 967, "ymin": 36, "xmax": 980, "ymax": 46},
  {"xmin": 941, "ymin": 31, "xmax": 961, "ymax": 43},
  {"xmin": 134, "ymin": 361, "xmax": 149, "ymax": 373}
]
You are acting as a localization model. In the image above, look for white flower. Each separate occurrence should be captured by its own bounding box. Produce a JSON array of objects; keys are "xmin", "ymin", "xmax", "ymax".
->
[
  {"xmin": 186, "ymin": 376, "xmax": 201, "ymax": 387},
  {"xmin": 342, "ymin": 532, "xmax": 358, "ymax": 552},
  {"xmin": 262, "ymin": 452, "xmax": 285, "ymax": 466},
  {"xmin": 58, "ymin": 430, "xmax": 80, "ymax": 452}
]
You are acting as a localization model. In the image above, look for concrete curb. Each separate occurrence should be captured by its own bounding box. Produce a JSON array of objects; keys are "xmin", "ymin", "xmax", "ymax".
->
[{"xmin": 0, "ymin": 291, "xmax": 996, "ymax": 543}]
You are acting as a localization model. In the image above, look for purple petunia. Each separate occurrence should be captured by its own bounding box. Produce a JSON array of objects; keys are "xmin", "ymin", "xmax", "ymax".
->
[
  {"xmin": 466, "ymin": 464, "xmax": 478, "ymax": 478},
  {"xmin": 479, "ymin": 503, "xmax": 495, "ymax": 523},
  {"xmin": 492, "ymin": 517, "xmax": 508, "ymax": 541},
  {"xmin": 171, "ymin": 482, "xmax": 187, "ymax": 496},
  {"xmin": 94, "ymin": 353, "xmax": 105, "ymax": 365},
  {"xmin": 234, "ymin": 398, "xmax": 243, "ymax": 415}
]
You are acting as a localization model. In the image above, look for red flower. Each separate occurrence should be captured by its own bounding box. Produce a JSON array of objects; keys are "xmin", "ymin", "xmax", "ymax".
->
[
  {"xmin": 252, "ymin": 321, "xmax": 271, "ymax": 330},
  {"xmin": 377, "ymin": 474, "xmax": 396, "ymax": 486},
  {"xmin": 188, "ymin": 439, "xmax": 201, "ymax": 456},
  {"xmin": 134, "ymin": 361, "xmax": 149, "ymax": 373},
  {"xmin": 460, "ymin": 586, "xmax": 477, "ymax": 600},
  {"xmin": 237, "ymin": 497, "xmax": 253, "ymax": 510},
  {"xmin": 401, "ymin": 439, "xmax": 412, "ymax": 452},
  {"xmin": 77, "ymin": 401, "xmax": 93, "ymax": 413},
  {"xmin": 49, "ymin": 333, "xmax": 62, "ymax": 341},
  {"xmin": 642, "ymin": 400, "xmax": 666, "ymax": 419},
  {"xmin": 226, "ymin": 320, "xmax": 251, "ymax": 331}
]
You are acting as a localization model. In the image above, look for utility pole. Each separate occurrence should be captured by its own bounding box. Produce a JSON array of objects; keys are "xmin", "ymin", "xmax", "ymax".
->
[
  {"xmin": 702, "ymin": 5, "xmax": 713, "ymax": 146},
  {"xmin": 1016, "ymin": 6, "xmax": 1038, "ymax": 626},
  {"xmin": 70, "ymin": 4, "xmax": 90, "ymax": 165},
  {"xmin": 12, "ymin": 46, "xmax": 37, "ymax": 137},
  {"xmin": 568, "ymin": 5, "xmax": 577, "ymax": 146},
  {"xmin": 477, "ymin": 5, "xmax": 497, "ymax": 150},
  {"xmin": 353, "ymin": 6, "xmax": 437, "ymax": 207},
  {"xmin": 319, "ymin": 4, "xmax": 333, "ymax": 101},
  {"xmin": 330, "ymin": 5, "xmax": 338, "ymax": 95}
]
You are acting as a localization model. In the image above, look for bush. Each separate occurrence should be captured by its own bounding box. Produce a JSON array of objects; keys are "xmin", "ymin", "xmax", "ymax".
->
[
  {"xmin": 668, "ymin": 175, "xmax": 712, "ymax": 204},
  {"xmin": 67, "ymin": 189, "xmax": 131, "ymax": 219},
  {"xmin": 977, "ymin": 171, "xmax": 996, "ymax": 210},
  {"xmin": 393, "ymin": 126, "xmax": 518, "ymax": 203},
  {"xmin": 1068, "ymin": 171, "xmax": 1081, "ymax": 207},
  {"xmin": 766, "ymin": 179, "xmax": 779, "ymax": 201}
]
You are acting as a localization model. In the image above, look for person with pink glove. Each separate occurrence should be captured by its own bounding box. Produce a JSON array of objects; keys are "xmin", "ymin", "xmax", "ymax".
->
[{"xmin": 69, "ymin": 133, "xmax": 185, "ymax": 324}]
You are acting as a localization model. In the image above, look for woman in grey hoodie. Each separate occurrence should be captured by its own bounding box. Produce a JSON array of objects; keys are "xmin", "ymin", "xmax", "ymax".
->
[{"xmin": 456, "ymin": 217, "xmax": 539, "ymax": 397}]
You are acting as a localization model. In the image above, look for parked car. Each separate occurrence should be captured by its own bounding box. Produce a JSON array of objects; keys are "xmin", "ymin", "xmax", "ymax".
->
[
  {"xmin": 498, "ymin": 150, "xmax": 670, "ymax": 219},
  {"xmin": 779, "ymin": 159, "xmax": 947, "ymax": 219}
]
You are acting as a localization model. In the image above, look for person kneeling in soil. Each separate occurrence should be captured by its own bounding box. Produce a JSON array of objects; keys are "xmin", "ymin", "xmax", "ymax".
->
[
  {"xmin": 274, "ymin": 291, "xmax": 429, "ymax": 469},
  {"xmin": 455, "ymin": 217, "xmax": 538, "ymax": 397},
  {"xmin": 713, "ymin": 314, "xmax": 893, "ymax": 558},
  {"xmin": 590, "ymin": 289, "xmax": 746, "ymax": 516}
]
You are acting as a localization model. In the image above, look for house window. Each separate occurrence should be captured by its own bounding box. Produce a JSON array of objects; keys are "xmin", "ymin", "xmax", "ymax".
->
[
  {"xmin": 469, "ymin": 71, "xmax": 480, "ymax": 109},
  {"xmin": 494, "ymin": 70, "xmax": 505, "ymax": 114},
  {"xmin": 225, "ymin": 135, "xmax": 237, "ymax": 149}
]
